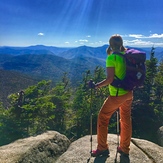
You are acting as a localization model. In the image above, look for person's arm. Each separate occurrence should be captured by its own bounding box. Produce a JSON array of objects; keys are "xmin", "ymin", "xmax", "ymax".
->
[{"xmin": 95, "ymin": 67, "xmax": 115, "ymax": 89}]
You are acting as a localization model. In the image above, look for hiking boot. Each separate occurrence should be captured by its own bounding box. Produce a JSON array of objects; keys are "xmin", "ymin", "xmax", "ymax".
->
[
  {"xmin": 120, "ymin": 154, "xmax": 130, "ymax": 163},
  {"xmin": 117, "ymin": 147, "xmax": 129, "ymax": 157},
  {"xmin": 91, "ymin": 149, "xmax": 110, "ymax": 157}
]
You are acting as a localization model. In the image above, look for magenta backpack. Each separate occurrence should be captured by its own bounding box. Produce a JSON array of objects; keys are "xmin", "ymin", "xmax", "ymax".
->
[{"xmin": 111, "ymin": 49, "xmax": 146, "ymax": 92}]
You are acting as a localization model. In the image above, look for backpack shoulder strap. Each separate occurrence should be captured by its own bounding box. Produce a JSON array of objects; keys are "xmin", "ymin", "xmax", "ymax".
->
[
  {"xmin": 111, "ymin": 52, "xmax": 126, "ymax": 96},
  {"xmin": 112, "ymin": 52, "xmax": 126, "ymax": 63},
  {"xmin": 112, "ymin": 52, "xmax": 125, "ymax": 58}
]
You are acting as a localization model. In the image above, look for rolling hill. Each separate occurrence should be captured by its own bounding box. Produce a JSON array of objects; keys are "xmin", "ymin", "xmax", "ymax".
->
[
  {"xmin": 1, "ymin": 45, "xmax": 162, "ymax": 60},
  {"xmin": 0, "ymin": 69, "xmax": 40, "ymax": 107},
  {"xmin": 0, "ymin": 45, "xmax": 163, "ymax": 107}
]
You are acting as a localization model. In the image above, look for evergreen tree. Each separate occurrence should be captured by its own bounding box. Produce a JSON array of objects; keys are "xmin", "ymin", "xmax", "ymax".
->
[
  {"xmin": 72, "ymin": 66, "xmax": 115, "ymax": 139},
  {"xmin": 152, "ymin": 58, "xmax": 163, "ymax": 130},
  {"xmin": 0, "ymin": 79, "xmax": 71, "ymax": 145},
  {"xmin": 132, "ymin": 47, "xmax": 159, "ymax": 142}
]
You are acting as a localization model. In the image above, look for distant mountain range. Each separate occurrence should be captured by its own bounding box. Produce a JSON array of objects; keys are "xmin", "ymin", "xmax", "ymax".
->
[
  {"xmin": 1, "ymin": 45, "xmax": 163, "ymax": 81},
  {"xmin": 0, "ymin": 45, "xmax": 108, "ymax": 83},
  {"xmin": 1, "ymin": 45, "xmax": 163, "ymax": 80},
  {"xmin": 0, "ymin": 45, "xmax": 71, "ymax": 56},
  {"xmin": 0, "ymin": 45, "xmax": 163, "ymax": 106},
  {"xmin": 1, "ymin": 45, "xmax": 163, "ymax": 59}
]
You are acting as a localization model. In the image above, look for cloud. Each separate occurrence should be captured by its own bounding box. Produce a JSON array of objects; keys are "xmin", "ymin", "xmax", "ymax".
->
[
  {"xmin": 128, "ymin": 33, "xmax": 163, "ymax": 39},
  {"xmin": 79, "ymin": 39, "xmax": 88, "ymax": 42},
  {"xmin": 124, "ymin": 39, "xmax": 152, "ymax": 46},
  {"xmin": 86, "ymin": 35, "xmax": 91, "ymax": 38},
  {"xmin": 65, "ymin": 41, "xmax": 70, "ymax": 44},
  {"xmin": 123, "ymin": 33, "xmax": 163, "ymax": 47},
  {"xmin": 129, "ymin": 34, "xmax": 144, "ymax": 38},
  {"xmin": 89, "ymin": 41, "xmax": 108, "ymax": 46},
  {"xmin": 149, "ymin": 33, "xmax": 163, "ymax": 38},
  {"xmin": 38, "ymin": 33, "xmax": 44, "ymax": 36},
  {"xmin": 123, "ymin": 39, "xmax": 163, "ymax": 47}
]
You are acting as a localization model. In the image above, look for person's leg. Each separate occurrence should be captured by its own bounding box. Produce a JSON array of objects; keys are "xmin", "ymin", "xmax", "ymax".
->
[
  {"xmin": 91, "ymin": 91, "xmax": 133, "ymax": 157},
  {"xmin": 119, "ymin": 91, "xmax": 133, "ymax": 154},
  {"xmin": 91, "ymin": 95, "xmax": 119, "ymax": 157},
  {"xmin": 97, "ymin": 94, "xmax": 129, "ymax": 151},
  {"xmin": 97, "ymin": 96, "xmax": 118, "ymax": 150}
]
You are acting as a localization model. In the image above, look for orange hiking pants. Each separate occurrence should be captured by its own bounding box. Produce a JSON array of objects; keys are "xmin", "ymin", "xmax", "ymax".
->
[{"xmin": 97, "ymin": 91, "xmax": 133, "ymax": 154}]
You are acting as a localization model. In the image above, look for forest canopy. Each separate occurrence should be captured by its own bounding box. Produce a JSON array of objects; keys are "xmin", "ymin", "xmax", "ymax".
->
[{"xmin": 0, "ymin": 47, "xmax": 163, "ymax": 146}]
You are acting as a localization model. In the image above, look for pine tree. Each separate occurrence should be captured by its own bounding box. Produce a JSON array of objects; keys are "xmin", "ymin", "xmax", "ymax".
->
[
  {"xmin": 132, "ymin": 47, "xmax": 159, "ymax": 142},
  {"xmin": 1, "ymin": 79, "xmax": 72, "ymax": 145},
  {"xmin": 152, "ymin": 58, "xmax": 163, "ymax": 130},
  {"xmin": 72, "ymin": 66, "xmax": 114, "ymax": 138}
]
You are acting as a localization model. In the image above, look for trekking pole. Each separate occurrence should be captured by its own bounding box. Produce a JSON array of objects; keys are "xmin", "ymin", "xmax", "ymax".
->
[
  {"xmin": 87, "ymin": 81, "xmax": 94, "ymax": 163},
  {"xmin": 114, "ymin": 108, "xmax": 120, "ymax": 163},
  {"xmin": 90, "ymin": 88, "xmax": 93, "ymax": 153}
]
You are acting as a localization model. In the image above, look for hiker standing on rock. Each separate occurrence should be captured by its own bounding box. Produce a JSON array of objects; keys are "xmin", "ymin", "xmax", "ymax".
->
[{"xmin": 90, "ymin": 34, "xmax": 133, "ymax": 157}]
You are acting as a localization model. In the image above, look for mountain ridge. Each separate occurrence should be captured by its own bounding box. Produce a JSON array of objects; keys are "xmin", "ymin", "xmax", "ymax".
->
[
  {"xmin": 0, "ymin": 45, "xmax": 162, "ymax": 107},
  {"xmin": 1, "ymin": 45, "xmax": 163, "ymax": 60},
  {"xmin": 0, "ymin": 44, "xmax": 162, "ymax": 86}
]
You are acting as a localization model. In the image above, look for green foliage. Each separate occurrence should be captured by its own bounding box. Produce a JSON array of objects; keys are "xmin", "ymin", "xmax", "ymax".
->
[
  {"xmin": 132, "ymin": 47, "xmax": 163, "ymax": 143},
  {"xmin": 0, "ymin": 69, "xmax": 39, "ymax": 107},
  {"xmin": 0, "ymin": 79, "xmax": 71, "ymax": 145},
  {"xmin": 71, "ymin": 66, "xmax": 114, "ymax": 139},
  {"xmin": 1, "ymin": 48, "xmax": 163, "ymax": 146}
]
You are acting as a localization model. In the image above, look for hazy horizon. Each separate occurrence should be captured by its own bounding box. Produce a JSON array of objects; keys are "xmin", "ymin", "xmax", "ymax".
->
[{"xmin": 0, "ymin": 44, "xmax": 163, "ymax": 49}]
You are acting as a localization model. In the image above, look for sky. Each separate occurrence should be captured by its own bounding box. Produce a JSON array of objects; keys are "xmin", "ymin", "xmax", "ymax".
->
[{"xmin": 0, "ymin": 0, "xmax": 163, "ymax": 47}]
